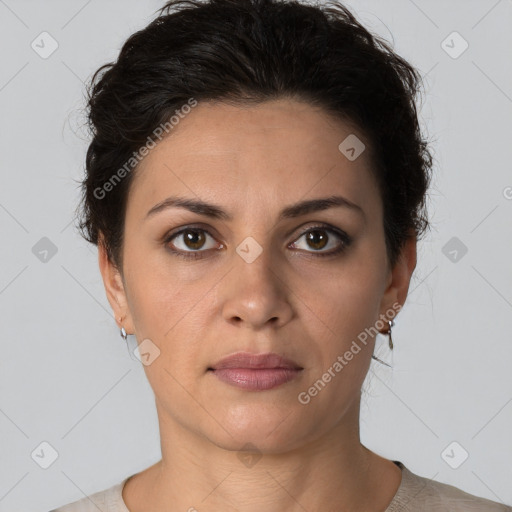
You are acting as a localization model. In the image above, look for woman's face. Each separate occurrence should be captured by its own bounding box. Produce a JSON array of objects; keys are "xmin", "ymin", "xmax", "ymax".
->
[{"xmin": 100, "ymin": 98, "xmax": 415, "ymax": 452}]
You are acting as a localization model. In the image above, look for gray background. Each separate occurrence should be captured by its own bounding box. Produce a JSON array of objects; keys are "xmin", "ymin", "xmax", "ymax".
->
[{"xmin": 1, "ymin": 0, "xmax": 511, "ymax": 510}]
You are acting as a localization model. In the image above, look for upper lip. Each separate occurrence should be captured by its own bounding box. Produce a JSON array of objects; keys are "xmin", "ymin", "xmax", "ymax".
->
[{"xmin": 210, "ymin": 352, "xmax": 303, "ymax": 370}]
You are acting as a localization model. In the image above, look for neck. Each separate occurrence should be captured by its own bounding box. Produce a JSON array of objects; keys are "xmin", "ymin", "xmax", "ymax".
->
[{"xmin": 123, "ymin": 395, "xmax": 401, "ymax": 511}]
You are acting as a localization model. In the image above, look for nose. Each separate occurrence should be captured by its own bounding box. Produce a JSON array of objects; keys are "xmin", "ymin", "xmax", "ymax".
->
[{"xmin": 220, "ymin": 246, "xmax": 294, "ymax": 330}]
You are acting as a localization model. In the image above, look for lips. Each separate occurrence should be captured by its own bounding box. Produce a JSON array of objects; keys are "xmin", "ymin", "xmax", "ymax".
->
[
  {"xmin": 207, "ymin": 352, "xmax": 304, "ymax": 391},
  {"xmin": 209, "ymin": 352, "xmax": 303, "ymax": 371}
]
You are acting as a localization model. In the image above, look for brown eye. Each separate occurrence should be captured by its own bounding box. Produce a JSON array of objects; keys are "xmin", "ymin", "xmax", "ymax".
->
[
  {"xmin": 290, "ymin": 225, "xmax": 351, "ymax": 256},
  {"xmin": 305, "ymin": 229, "xmax": 328, "ymax": 250},
  {"xmin": 167, "ymin": 228, "xmax": 218, "ymax": 253},
  {"xmin": 182, "ymin": 229, "xmax": 206, "ymax": 250}
]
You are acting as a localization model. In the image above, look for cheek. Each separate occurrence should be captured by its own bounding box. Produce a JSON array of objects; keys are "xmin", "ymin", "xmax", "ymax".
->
[
  {"xmin": 124, "ymin": 243, "xmax": 200, "ymax": 329},
  {"xmin": 130, "ymin": 281, "xmax": 208, "ymax": 363},
  {"xmin": 126, "ymin": 265, "xmax": 211, "ymax": 372},
  {"xmin": 311, "ymin": 260, "xmax": 383, "ymax": 327},
  {"xmin": 307, "ymin": 279, "xmax": 381, "ymax": 391},
  {"xmin": 303, "ymin": 265, "xmax": 384, "ymax": 378}
]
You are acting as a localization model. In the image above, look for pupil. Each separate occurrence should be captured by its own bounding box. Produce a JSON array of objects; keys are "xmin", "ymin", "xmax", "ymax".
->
[
  {"xmin": 185, "ymin": 230, "xmax": 205, "ymax": 249},
  {"xmin": 307, "ymin": 230, "xmax": 327, "ymax": 250}
]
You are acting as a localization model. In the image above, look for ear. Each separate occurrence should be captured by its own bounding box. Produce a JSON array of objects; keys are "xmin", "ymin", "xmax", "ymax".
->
[
  {"xmin": 378, "ymin": 234, "xmax": 417, "ymax": 322},
  {"xmin": 97, "ymin": 233, "xmax": 135, "ymax": 335}
]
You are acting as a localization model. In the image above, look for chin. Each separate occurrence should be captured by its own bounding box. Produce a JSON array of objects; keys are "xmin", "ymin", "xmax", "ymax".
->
[{"xmin": 208, "ymin": 406, "xmax": 310, "ymax": 453}]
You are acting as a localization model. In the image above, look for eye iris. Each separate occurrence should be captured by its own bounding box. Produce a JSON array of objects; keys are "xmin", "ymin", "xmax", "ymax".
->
[
  {"xmin": 306, "ymin": 230, "xmax": 328, "ymax": 250},
  {"xmin": 184, "ymin": 229, "xmax": 205, "ymax": 250}
]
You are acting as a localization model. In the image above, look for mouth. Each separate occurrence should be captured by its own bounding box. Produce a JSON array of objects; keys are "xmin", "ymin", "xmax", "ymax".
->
[
  {"xmin": 207, "ymin": 352, "xmax": 303, "ymax": 391},
  {"xmin": 209, "ymin": 352, "xmax": 303, "ymax": 371}
]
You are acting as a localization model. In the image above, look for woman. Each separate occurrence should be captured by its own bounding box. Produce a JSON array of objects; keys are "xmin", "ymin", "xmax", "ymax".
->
[{"xmin": 52, "ymin": 0, "xmax": 511, "ymax": 510}]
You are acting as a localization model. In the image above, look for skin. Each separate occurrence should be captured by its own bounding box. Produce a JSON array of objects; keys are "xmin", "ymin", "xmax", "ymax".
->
[{"xmin": 98, "ymin": 98, "xmax": 417, "ymax": 511}]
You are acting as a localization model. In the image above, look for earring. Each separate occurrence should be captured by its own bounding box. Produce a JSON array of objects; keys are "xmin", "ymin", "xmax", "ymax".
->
[
  {"xmin": 118, "ymin": 320, "xmax": 139, "ymax": 362},
  {"xmin": 385, "ymin": 319, "xmax": 394, "ymax": 350},
  {"xmin": 371, "ymin": 319, "xmax": 394, "ymax": 367},
  {"xmin": 118, "ymin": 315, "xmax": 128, "ymax": 341}
]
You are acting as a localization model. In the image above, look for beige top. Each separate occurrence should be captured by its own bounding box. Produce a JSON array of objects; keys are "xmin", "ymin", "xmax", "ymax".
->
[{"xmin": 50, "ymin": 461, "xmax": 512, "ymax": 511}]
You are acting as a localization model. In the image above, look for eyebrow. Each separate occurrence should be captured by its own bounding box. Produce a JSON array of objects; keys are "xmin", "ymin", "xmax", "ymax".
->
[{"xmin": 145, "ymin": 194, "xmax": 365, "ymax": 222}]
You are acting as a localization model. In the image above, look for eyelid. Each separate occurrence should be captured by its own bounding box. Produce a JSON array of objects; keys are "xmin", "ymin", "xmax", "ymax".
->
[
  {"xmin": 164, "ymin": 224, "xmax": 222, "ymax": 250},
  {"xmin": 290, "ymin": 223, "xmax": 352, "ymax": 252},
  {"xmin": 164, "ymin": 222, "xmax": 348, "ymax": 243},
  {"xmin": 163, "ymin": 222, "xmax": 217, "ymax": 239},
  {"xmin": 163, "ymin": 222, "xmax": 352, "ymax": 261}
]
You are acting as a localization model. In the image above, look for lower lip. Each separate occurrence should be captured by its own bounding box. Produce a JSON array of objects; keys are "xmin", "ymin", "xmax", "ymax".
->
[{"xmin": 209, "ymin": 368, "xmax": 302, "ymax": 390}]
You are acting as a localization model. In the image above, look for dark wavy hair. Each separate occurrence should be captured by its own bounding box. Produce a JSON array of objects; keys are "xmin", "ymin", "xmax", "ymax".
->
[{"xmin": 75, "ymin": 0, "xmax": 434, "ymax": 273}]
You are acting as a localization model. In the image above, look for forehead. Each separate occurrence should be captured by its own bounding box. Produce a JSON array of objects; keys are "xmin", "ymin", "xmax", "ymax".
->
[{"xmin": 127, "ymin": 98, "xmax": 380, "ymax": 220}]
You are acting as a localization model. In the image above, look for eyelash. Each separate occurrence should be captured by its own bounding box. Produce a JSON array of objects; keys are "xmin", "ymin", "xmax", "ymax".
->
[{"xmin": 163, "ymin": 223, "xmax": 352, "ymax": 260}]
